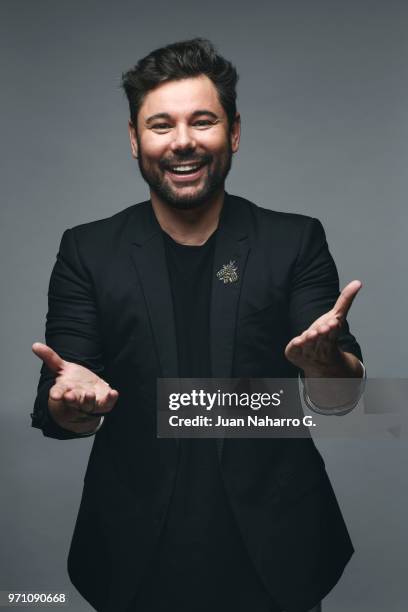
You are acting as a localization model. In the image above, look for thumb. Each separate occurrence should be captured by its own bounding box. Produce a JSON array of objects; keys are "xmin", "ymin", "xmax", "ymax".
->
[
  {"xmin": 333, "ymin": 280, "xmax": 362, "ymax": 319},
  {"xmin": 32, "ymin": 342, "xmax": 64, "ymax": 374}
]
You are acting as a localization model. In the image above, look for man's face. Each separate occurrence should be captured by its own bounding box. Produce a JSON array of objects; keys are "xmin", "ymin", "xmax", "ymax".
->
[{"xmin": 128, "ymin": 75, "xmax": 240, "ymax": 210}]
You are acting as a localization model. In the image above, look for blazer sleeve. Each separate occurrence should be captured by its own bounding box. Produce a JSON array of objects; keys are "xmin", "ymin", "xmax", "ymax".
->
[
  {"xmin": 31, "ymin": 228, "xmax": 105, "ymax": 439},
  {"xmin": 288, "ymin": 217, "xmax": 363, "ymax": 362}
]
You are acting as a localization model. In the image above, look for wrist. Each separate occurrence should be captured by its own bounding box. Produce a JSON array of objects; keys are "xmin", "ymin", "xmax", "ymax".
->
[
  {"xmin": 48, "ymin": 403, "xmax": 102, "ymax": 435},
  {"xmin": 303, "ymin": 349, "xmax": 363, "ymax": 379}
]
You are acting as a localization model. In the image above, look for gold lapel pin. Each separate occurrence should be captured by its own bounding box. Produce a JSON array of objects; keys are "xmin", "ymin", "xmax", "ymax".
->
[{"xmin": 216, "ymin": 260, "xmax": 239, "ymax": 284}]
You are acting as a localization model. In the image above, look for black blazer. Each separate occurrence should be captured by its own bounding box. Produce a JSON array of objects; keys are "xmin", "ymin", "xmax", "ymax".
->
[{"xmin": 32, "ymin": 193, "xmax": 362, "ymax": 612}]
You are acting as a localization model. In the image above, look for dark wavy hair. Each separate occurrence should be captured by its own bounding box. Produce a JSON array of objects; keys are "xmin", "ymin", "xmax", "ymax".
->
[{"xmin": 121, "ymin": 38, "xmax": 239, "ymax": 131}]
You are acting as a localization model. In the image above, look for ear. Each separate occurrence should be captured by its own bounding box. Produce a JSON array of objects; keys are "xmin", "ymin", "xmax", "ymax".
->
[
  {"xmin": 128, "ymin": 120, "xmax": 138, "ymax": 159},
  {"xmin": 230, "ymin": 112, "xmax": 241, "ymax": 154}
]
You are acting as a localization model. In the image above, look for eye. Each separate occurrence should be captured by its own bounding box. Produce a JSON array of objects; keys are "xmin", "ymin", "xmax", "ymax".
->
[
  {"xmin": 193, "ymin": 120, "xmax": 214, "ymax": 128},
  {"xmin": 151, "ymin": 123, "xmax": 172, "ymax": 131}
]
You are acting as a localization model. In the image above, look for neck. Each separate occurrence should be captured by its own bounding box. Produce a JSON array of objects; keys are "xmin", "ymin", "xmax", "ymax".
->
[{"xmin": 150, "ymin": 187, "xmax": 225, "ymax": 246}]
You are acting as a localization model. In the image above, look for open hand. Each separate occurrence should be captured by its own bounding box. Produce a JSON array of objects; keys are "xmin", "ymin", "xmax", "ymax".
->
[
  {"xmin": 284, "ymin": 280, "xmax": 362, "ymax": 376},
  {"xmin": 32, "ymin": 342, "xmax": 119, "ymax": 432}
]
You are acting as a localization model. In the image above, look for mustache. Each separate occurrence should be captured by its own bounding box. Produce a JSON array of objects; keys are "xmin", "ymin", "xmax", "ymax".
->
[{"xmin": 160, "ymin": 153, "xmax": 212, "ymax": 170}]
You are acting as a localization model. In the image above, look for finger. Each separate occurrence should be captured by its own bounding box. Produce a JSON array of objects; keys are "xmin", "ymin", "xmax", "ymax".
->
[
  {"xmin": 78, "ymin": 387, "xmax": 119, "ymax": 416},
  {"xmin": 78, "ymin": 390, "xmax": 97, "ymax": 414},
  {"xmin": 77, "ymin": 391, "xmax": 106, "ymax": 416},
  {"xmin": 285, "ymin": 337, "xmax": 303, "ymax": 356},
  {"xmin": 63, "ymin": 389, "xmax": 81, "ymax": 408},
  {"xmin": 103, "ymin": 389, "xmax": 119, "ymax": 412},
  {"xmin": 327, "ymin": 318, "xmax": 341, "ymax": 342},
  {"xmin": 302, "ymin": 330, "xmax": 323, "ymax": 362},
  {"xmin": 288, "ymin": 329, "xmax": 317, "ymax": 353},
  {"xmin": 304, "ymin": 328, "xmax": 319, "ymax": 344},
  {"xmin": 83, "ymin": 390, "xmax": 96, "ymax": 404},
  {"xmin": 314, "ymin": 329, "xmax": 334, "ymax": 355},
  {"xmin": 93, "ymin": 389, "xmax": 119, "ymax": 414},
  {"xmin": 32, "ymin": 342, "xmax": 64, "ymax": 374},
  {"xmin": 315, "ymin": 324, "xmax": 330, "ymax": 336},
  {"xmin": 49, "ymin": 383, "xmax": 71, "ymax": 401},
  {"xmin": 333, "ymin": 280, "xmax": 362, "ymax": 319}
]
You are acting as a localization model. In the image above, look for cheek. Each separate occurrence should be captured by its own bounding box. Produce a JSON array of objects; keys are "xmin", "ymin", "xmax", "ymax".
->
[
  {"xmin": 208, "ymin": 134, "xmax": 233, "ymax": 159},
  {"xmin": 140, "ymin": 136, "xmax": 170, "ymax": 161},
  {"xmin": 202, "ymin": 130, "xmax": 228, "ymax": 150}
]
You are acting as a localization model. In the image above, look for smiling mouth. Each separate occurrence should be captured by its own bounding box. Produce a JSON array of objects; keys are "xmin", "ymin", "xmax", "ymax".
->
[{"xmin": 164, "ymin": 161, "xmax": 208, "ymax": 176}]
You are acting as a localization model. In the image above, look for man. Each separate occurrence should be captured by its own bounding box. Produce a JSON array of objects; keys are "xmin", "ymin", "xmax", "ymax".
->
[{"xmin": 32, "ymin": 39, "xmax": 364, "ymax": 612}]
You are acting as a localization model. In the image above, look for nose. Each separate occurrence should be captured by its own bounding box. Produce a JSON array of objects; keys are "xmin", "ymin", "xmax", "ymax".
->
[{"xmin": 170, "ymin": 124, "xmax": 197, "ymax": 153}]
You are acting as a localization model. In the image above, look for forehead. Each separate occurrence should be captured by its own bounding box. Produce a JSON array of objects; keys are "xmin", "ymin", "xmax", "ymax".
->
[{"xmin": 139, "ymin": 75, "xmax": 225, "ymax": 121}]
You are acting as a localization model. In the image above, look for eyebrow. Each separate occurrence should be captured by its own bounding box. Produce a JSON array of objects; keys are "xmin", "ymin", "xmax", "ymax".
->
[{"xmin": 145, "ymin": 110, "xmax": 220, "ymax": 125}]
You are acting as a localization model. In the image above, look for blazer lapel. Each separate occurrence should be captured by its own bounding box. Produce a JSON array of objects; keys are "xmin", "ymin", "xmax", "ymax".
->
[
  {"xmin": 128, "ymin": 203, "xmax": 179, "ymax": 379},
  {"xmin": 211, "ymin": 194, "xmax": 251, "ymax": 459}
]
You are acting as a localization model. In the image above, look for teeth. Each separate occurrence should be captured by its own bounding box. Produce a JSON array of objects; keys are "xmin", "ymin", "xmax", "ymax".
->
[{"xmin": 170, "ymin": 164, "xmax": 202, "ymax": 172}]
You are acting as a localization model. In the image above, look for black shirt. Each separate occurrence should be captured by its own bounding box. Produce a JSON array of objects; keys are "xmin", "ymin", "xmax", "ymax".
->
[{"xmin": 131, "ymin": 230, "xmax": 278, "ymax": 612}]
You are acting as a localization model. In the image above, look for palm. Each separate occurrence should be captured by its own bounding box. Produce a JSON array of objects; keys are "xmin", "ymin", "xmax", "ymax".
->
[
  {"xmin": 32, "ymin": 342, "xmax": 118, "ymax": 418},
  {"xmin": 55, "ymin": 361, "xmax": 108, "ymax": 399},
  {"xmin": 307, "ymin": 308, "xmax": 338, "ymax": 330},
  {"xmin": 285, "ymin": 280, "xmax": 362, "ymax": 372}
]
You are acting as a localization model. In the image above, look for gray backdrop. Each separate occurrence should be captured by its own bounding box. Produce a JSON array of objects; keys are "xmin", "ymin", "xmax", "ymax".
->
[{"xmin": 1, "ymin": 0, "xmax": 407, "ymax": 610}]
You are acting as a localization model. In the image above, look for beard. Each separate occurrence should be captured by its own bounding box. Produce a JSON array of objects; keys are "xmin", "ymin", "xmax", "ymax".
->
[{"xmin": 136, "ymin": 140, "xmax": 233, "ymax": 210}]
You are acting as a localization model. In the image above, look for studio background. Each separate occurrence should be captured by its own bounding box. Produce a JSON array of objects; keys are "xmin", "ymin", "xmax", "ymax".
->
[{"xmin": 1, "ymin": 1, "xmax": 407, "ymax": 610}]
